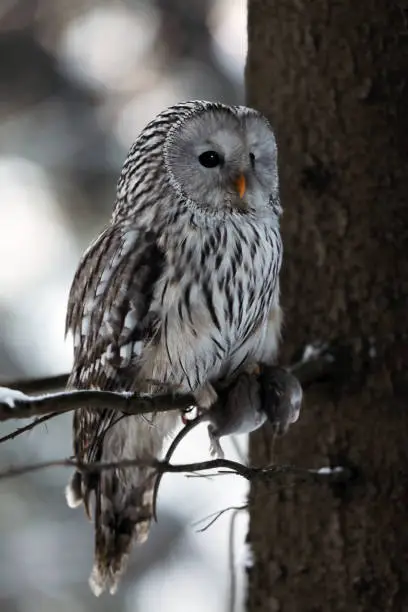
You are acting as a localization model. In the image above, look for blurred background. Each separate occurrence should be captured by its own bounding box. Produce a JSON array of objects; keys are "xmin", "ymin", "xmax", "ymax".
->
[{"xmin": 0, "ymin": 1, "xmax": 249, "ymax": 611}]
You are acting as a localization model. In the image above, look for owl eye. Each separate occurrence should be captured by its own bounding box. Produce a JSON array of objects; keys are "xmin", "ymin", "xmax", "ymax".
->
[
  {"xmin": 249, "ymin": 152, "xmax": 255, "ymax": 167},
  {"xmin": 198, "ymin": 151, "xmax": 222, "ymax": 168}
]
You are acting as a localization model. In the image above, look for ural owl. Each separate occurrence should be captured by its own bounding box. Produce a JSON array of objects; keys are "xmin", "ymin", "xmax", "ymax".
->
[{"xmin": 65, "ymin": 100, "xmax": 283, "ymax": 595}]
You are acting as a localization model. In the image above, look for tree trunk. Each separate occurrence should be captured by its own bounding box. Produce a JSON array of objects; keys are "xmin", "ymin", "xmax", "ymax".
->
[{"xmin": 246, "ymin": 1, "xmax": 408, "ymax": 611}]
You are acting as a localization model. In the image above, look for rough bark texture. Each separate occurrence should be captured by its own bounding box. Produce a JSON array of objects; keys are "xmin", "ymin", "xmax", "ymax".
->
[{"xmin": 246, "ymin": 2, "xmax": 408, "ymax": 611}]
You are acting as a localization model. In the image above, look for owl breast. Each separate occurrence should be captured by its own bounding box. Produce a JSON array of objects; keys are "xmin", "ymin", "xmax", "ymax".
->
[{"xmin": 140, "ymin": 213, "xmax": 282, "ymax": 393}]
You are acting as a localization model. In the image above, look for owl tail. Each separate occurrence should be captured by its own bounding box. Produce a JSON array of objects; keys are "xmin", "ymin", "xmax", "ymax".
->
[{"xmin": 86, "ymin": 466, "xmax": 156, "ymax": 596}]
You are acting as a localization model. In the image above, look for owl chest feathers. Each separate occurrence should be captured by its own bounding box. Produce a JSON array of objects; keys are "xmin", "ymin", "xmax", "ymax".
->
[{"xmin": 141, "ymin": 213, "xmax": 282, "ymax": 391}]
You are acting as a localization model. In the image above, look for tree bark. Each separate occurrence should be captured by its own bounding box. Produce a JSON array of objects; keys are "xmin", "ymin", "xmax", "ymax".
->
[{"xmin": 246, "ymin": 1, "xmax": 408, "ymax": 611}]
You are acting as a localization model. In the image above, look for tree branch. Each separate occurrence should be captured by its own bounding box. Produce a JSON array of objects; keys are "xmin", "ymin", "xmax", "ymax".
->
[
  {"xmin": 0, "ymin": 413, "xmax": 57, "ymax": 444},
  {"xmin": 0, "ymin": 346, "xmax": 349, "ymax": 507},
  {"xmin": 0, "ymin": 387, "xmax": 192, "ymax": 422},
  {"xmin": 0, "ymin": 454, "xmax": 350, "ymax": 483},
  {"xmin": 0, "ymin": 343, "xmax": 335, "ymax": 427},
  {"xmin": 193, "ymin": 504, "xmax": 248, "ymax": 533},
  {"xmin": 0, "ymin": 344, "xmax": 333, "ymax": 396}
]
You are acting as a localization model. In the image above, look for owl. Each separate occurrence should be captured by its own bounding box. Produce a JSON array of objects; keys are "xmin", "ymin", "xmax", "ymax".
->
[{"xmin": 65, "ymin": 100, "xmax": 283, "ymax": 595}]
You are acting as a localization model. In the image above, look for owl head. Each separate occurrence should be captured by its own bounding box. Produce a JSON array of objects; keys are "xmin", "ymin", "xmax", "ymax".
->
[{"xmin": 163, "ymin": 101, "xmax": 280, "ymax": 216}]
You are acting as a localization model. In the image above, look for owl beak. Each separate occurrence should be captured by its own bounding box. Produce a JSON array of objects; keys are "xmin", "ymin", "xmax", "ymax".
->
[{"xmin": 234, "ymin": 174, "xmax": 246, "ymax": 199}]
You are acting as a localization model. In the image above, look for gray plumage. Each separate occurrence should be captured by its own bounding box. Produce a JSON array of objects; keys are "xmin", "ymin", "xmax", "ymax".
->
[{"xmin": 65, "ymin": 100, "xmax": 283, "ymax": 595}]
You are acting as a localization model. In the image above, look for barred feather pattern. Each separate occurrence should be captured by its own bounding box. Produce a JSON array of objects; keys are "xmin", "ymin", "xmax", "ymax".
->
[{"xmin": 65, "ymin": 100, "xmax": 283, "ymax": 595}]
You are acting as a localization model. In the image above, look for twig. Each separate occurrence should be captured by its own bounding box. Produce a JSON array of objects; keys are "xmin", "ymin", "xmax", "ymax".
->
[
  {"xmin": 0, "ymin": 457, "xmax": 243, "ymax": 481},
  {"xmin": 0, "ymin": 413, "xmax": 58, "ymax": 444},
  {"xmin": 228, "ymin": 508, "xmax": 244, "ymax": 612},
  {"xmin": 185, "ymin": 472, "xmax": 216, "ymax": 479},
  {"xmin": 0, "ymin": 455, "xmax": 351, "ymax": 483},
  {"xmin": 153, "ymin": 415, "xmax": 204, "ymax": 521},
  {"xmin": 152, "ymin": 413, "xmax": 253, "ymax": 521},
  {"xmin": 193, "ymin": 504, "xmax": 247, "ymax": 533},
  {"xmin": 192, "ymin": 501, "xmax": 262, "ymax": 612}
]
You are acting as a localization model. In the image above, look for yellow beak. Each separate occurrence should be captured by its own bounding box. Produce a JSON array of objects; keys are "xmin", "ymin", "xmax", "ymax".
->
[{"xmin": 235, "ymin": 174, "xmax": 246, "ymax": 198}]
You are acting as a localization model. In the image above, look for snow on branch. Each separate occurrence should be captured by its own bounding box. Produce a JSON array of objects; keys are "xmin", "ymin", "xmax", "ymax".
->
[{"xmin": 0, "ymin": 385, "xmax": 191, "ymax": 422}]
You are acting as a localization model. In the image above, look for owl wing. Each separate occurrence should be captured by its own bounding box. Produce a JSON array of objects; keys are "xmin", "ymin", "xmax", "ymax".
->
[{"xmin": 66, "ymin": 224, "xmax": 164, "ymax": 464}]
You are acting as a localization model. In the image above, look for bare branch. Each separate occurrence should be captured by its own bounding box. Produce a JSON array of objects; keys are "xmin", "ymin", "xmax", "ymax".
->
[
  {"xmin": 193, "ymin": 504, "xmax": 247, "ymax": 533},
  {"xmin": 0, "ymin": 387, "xmax": 192, "ymax": 422},
  {"xmin": 0, "ymin": 348, "xmax": 330, "ymax": 397},
  {"xmin": 0, "ymin": 344, "xmax": 336, "ymax": 451},
  {"xmin": 228, "ymin": 507, "xmax": 244, "ymax": 612},
  {"xmin": 0, "ymin": 456, "xmax": 251, "ymax": 481},
  {"xmin": 153, "ymin": 415, "xmax": 203, "ymax": 521},
  {"xmin": 0, "ymin": 454, "xmax": 351, "ymax": 484},
  {"xmin": 0, "ymin": 345, "xmax": 339, "ymax": 495},
  {"xmin": 0, "ymin": 413, "xmax": 58, "ymax": 444}
]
